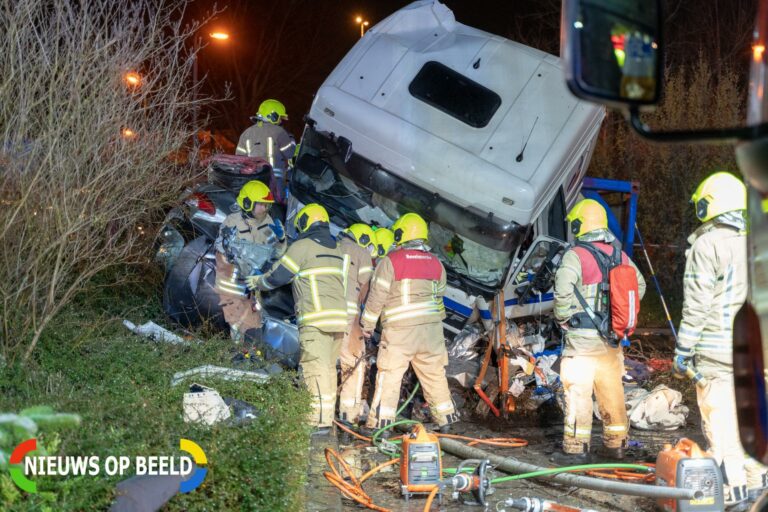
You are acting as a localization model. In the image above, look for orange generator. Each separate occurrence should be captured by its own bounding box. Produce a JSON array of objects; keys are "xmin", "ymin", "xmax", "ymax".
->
[
  {"xmin": 656, "ymin": 438, "xmax": 724, "ymax": 511},
  {"xmin": 400, "ymin": 424, "xmax": 443, "ymax": 500}
]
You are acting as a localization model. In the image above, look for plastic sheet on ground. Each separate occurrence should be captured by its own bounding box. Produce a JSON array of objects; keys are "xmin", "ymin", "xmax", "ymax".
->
[
  {"xmin": 123, "ymin": 320, "xmax": 190, "ymax": 345},
  {"xmin": 626, "ymin": 384, "xmax": 689, "ymax": 430},
  {"xmin": 447, "ymin": 324, "xmax": 482, "ymax": 360},
  {"xmin": 594, "ymin": 384, "xmax": 689, "ymax": 430}
]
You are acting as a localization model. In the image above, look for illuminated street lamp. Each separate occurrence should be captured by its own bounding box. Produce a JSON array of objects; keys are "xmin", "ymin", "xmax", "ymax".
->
[
  {"xmin": 192, "ymin": 29, "xmax": 231, "ymax": 143},
  {"xmin": 123, "ymin": 71, "xmax": 142, "ymax": 87},
  {"xmin": 121, "ymin": 127, "xmax": 136, "ymax": 139},
  {"xmin": 209, "ymin": 31, "xmax": 230, "ymax": 41},
  {"xmin": 355, "ymin": 16, "xmax": 369, "ymax": 38}
]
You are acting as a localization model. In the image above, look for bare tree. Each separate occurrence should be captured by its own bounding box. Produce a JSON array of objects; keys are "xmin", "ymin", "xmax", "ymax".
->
[{"xmin": 0, "ymin": 0, "xmax": 212, "ymax": 363}]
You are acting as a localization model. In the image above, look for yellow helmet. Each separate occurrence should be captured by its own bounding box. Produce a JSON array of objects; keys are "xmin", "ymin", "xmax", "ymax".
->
[
  {"xmin": 566, "ymin": 199, "xmax": 608, "ymax": 238},
  {"xmin": 257, "ymin": 99, "xmax": 288, "ymax": 125},
  {"xmin": 344, "ymin": 223, "xmax": 377, "ymax": 255},
  {"xmin": 294, "ymin": 203, "xmax": 329, "ymax": 233},
  {"xmin": 392, "ymin": 213, "xmax": 429, "ymax": 245},
  {"xmin": 374, "ymin": 227, "xmax": 395, "ymax": 258},
  {"xmin": 691, "ymin": 172, "xmax": 746, "ymax": 222},
  {"xmin": 237, "ymin": 180, "xmax": 274, "ymax": 212}
]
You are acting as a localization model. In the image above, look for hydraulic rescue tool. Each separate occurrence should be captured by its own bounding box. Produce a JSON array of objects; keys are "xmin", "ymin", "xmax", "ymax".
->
[
  {"xmin": 655, "ymin": 438, "xmax": 724, "ymax": 512},
  {"xmin": 500, "ymin": 497, "xmax": 599, "ymax": 512},
  {"xmin": 451, "ymin": 459, "xmax": 493, "ymax": 506}
]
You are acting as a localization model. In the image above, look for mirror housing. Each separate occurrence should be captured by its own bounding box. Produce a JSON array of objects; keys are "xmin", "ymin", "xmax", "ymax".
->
[{"xmin": 562, "ymin": 0, "xmax": 662, "ymax": 108}]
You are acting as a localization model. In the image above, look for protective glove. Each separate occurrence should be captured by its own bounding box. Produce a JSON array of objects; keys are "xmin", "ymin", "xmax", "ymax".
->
[
  {"xmin": 268, "ymin": 219, "xmax": 285, "ymax": 241},
  {"xmin": 245, "ymin": 274, "xmax": 262, "ymax": 290},
  {"xmin": 672, "ymin": 354, "xmax": 693, "ymax": 379}
]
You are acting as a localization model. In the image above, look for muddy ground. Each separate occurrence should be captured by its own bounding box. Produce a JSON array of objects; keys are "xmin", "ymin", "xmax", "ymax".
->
[{"xmin": 309, "ymin": 333, "xmax": 704, "ymax": 512}]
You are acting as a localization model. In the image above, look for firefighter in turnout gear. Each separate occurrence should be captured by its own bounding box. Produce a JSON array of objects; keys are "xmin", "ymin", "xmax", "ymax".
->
[
  {"xmin": 214, "ymin": 180, "xmax": 286, "ymax": 342},
  {"xmin": 236, "ymin": 99, "xmax": 296, "ymax": 199},
  {"xmin": 675, "ymin": 172, "xmax": 767, "ymax": 510},
  {"xmin": 551, "ymin": 199, "xmax": 646, "ymax": 465},
  {"xmin": 361, "ymin": 213, "xmax": 458, "ymax": 433},
  {"xmin": 337, "ymin": 224, "xmax": 376, "ymax": 426},
  {"xmin": 247, "ymin": 203, "xmax": 349, "ymax": 430}
]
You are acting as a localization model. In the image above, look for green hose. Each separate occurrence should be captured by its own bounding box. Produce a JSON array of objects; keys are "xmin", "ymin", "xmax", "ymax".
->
[
  {"xmin": 395, "ymin": 382, "xmax": 420, "ymax": 418},
  {"xmin": 442, "ymin": 463, "xmax": 653, "ymax": 484}
]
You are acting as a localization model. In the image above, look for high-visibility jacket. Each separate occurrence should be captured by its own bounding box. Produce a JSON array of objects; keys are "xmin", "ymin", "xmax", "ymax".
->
[
  {"xmin": 235, "ymin": 122, "xmax": 295, "ymax": 171},
  {"xmin": 214, "ymin": 212, "xmax": 286, "ymax": 297},
  {"xmin": 254, "ymin": 226, "xmax": 349, "ymax": 332},
  {"xmin": 339, "ymin": 237, "xmax": 374, "ymax": 319},
  {"xmin": 677, "ymin": 220, "xmax": 747, "ymax": 368},
  {"xmin": 554, "ymin": 237, "xmax": 646, "ymax": 356},
  {"xmin": 361, "ymin": 245, "xmax": 446, "ymax": 330}
]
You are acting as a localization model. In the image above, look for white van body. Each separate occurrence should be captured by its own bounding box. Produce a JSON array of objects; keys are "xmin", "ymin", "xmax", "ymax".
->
[{"xmin": 290, "ymin": 0, "xmax": 605, "ymax": 331}]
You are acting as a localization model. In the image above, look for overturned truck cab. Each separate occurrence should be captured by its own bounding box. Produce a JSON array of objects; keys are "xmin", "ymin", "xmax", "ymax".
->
[{"xmin": 290, "ymin": 0, "xmax": 605, "ymax": 336}]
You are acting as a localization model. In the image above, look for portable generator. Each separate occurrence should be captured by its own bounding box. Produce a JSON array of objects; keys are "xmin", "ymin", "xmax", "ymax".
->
[
  {"xmin": 400, "ymin": 424, "xmax": 442, "ymax": 500},
  {"xmin": 656, "ymin": 438, "xmax": 724, "ymax": 512}
]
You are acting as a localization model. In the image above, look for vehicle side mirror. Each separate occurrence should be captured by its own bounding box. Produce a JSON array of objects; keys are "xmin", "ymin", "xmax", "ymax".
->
[{"xmin": 562, "ymin": 0, "xmax": 662, "ymax": 107}]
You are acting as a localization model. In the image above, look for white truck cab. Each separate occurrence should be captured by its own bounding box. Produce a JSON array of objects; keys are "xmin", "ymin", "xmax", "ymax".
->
[{"xmin": 290, "ymin": 0, "xmax": 604, "ymax": 332}]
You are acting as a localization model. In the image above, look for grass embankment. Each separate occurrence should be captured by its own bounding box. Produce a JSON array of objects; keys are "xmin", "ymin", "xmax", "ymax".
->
[{"xmin": 0, "ymin": 282, "xmax": 311, "ymax": 511}]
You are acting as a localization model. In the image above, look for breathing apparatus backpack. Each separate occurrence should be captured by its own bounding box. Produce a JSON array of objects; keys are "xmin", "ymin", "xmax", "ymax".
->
[{"xmin": 569, "ymin": 240, "xmax": 640, "ymax": 347}]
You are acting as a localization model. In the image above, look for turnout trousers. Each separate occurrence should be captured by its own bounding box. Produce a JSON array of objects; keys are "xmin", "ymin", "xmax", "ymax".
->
[
  {"xmin": 366, "ymin": 322, "xmax": 456, "ymax": 429},
  {"xmin": 299, "ymin": 326, "xmax": 344, "ymax": 428},
  {"xmin": 560, "ymin": 348, "xmax": 629, "ymax": 454}
]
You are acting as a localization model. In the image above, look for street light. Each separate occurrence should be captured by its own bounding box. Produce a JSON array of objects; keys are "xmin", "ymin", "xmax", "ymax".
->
[
  {"xmin": 209, "ymin": 31, "xmax": 230, "ymax": 41},
  {"xmin": 123, "ymin": 71, "xmax": 141, "ymax": 87},
  {"xmin": 121, "ymin": 127, "xmax": 137, "ymax": 139},
  {"xmin": 355, "ymin": 16, "xmax": 369, "ymax": 38},
  {"xmin": 192, "ymin": 30, "xmax": 231, "ymax": 146}
]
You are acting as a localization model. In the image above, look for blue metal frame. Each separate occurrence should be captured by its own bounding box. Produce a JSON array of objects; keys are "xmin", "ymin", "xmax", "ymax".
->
[{"xmin": 581, "ymin": 176, "xmax": 639, "ymax": 257}]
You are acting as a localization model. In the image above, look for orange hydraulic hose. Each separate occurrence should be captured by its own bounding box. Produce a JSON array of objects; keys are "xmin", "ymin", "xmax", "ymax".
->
[
  {"xmin": 360, "ymin": 458, "xmax": 399, "ymax": 483},
  {"xmin": 586, "ymin": 463, "xmax": 656, "ymax": 483},
  {"xmin": 436, "ymin": 433, "xmax": 528, "ymax": 448},
  {"xmin": 423, "ymin": 486, "xmax": 440, "ymax": 512},
  {"xmin": 333, "ymin": 419, "xmax": 373, "ymax": 442},
  {"xmin": 323, "ymin": 447, "xmax": 394, "ymax": 512}
]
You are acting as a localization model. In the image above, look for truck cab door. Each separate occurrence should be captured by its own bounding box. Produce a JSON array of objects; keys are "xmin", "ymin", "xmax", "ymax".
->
[{"xmin": 503, "ymin": 236, "xmax": 567, "ymax": 319}]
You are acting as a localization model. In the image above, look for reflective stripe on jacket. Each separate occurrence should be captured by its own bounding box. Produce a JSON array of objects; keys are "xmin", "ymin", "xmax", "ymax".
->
[
  {"xmin": 256, "ymin": 237, "xmax": 349, "ymax": 332},
  {"xmin": 235, "ymin": 123, "xmax": 295, "ymax": 170},
  {"xmin": 339, "ymin": 238, "xmax": 374, "ymax": 319},
  {"xmin": 361, "ymin": 247, "xmax": 446, "ymax": 330},
  {"xmin": 678, "ymin": 221, "xmax": 747, "ymax": 368},
  {"xmin": 553, "ymin": 239, "xmax": 646, "ymax": 356}
]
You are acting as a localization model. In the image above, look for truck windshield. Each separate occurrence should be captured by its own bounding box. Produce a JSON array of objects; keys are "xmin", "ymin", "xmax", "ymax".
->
[{"xmin": 291, "ymin": 126, "xmax": 526, "ymax": 288}]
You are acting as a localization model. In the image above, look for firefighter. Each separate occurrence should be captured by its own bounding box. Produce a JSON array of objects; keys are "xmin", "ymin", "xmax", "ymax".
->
[
  {"xmin": 551, "ymin": 199, "xmax": 646, "ymax": 465},
  {"xmin": 236, "ymin": 99, "xmax": 296, "ymax": 198},
  {"xmin": 337, "ymin": 223, "xmax": 376, "ymax": 426},
  {"xmin": 214, "ymin": 180, "xmax": 285, "ymax": 343},
  {"xmin": 674, "ymin": 172, "xmax": 766, "ymax": 510},
  {"xmin": 361, "ymin": 213, "xmax": 458, "ymax": 434},
  {"xmin": 247, "ymin": 203, "xmax": 349, "ymax": 431},
  {"xmin": 373, "ymin": 227, "xmax": 395, "ymax": 259}
]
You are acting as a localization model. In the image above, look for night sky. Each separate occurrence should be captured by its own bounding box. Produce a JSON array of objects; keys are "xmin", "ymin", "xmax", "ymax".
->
[{"xmin": 187, "ymin": 0, "xmax": 757, "ymax": 139}]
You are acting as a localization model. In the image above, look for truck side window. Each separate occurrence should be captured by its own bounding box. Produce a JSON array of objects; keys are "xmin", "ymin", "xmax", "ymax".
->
[
  {"xmin": 547, "ymin": 187, "xmax": 567, "ymax": 241},
  {"xmin": 408, "ymin": 61, "xmax": 501, "ymax": 128}
]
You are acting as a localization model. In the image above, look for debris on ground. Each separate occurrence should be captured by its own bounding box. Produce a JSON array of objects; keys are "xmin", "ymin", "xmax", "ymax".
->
[
  {"xmin": 123, "ymin": 319, "xmax": 191, "ymax": 345},
  {"xmin": 171, "ymin": 364, "xmax": 274, "ymax": 387},
  {"xmin": 625, "ymin": 385, "xmax": 689, "ymax": 431},
  {"xmin": 183, "ymin": 383, "xmax": 231, "ymax": 425}
]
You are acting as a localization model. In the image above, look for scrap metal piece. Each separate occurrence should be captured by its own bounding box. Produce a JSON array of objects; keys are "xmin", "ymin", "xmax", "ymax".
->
[{"xmin": 171, "ymin": 365, "xmax": 271, "ymax": 387}]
